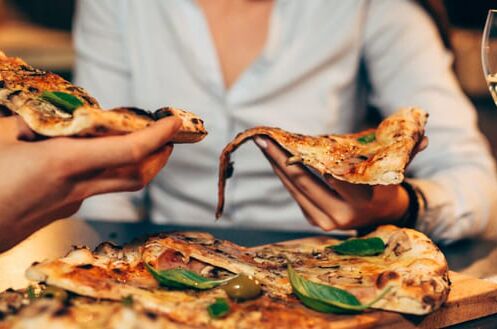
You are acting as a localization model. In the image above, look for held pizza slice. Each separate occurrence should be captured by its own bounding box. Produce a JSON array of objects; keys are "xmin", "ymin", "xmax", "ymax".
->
[
  {"xmin": 216, "ymin": 108, "xmax": 427, "ymax": 218},
  {"xmin": 0, "ymin": 51, "xmax": 207, "ymax": 143}
]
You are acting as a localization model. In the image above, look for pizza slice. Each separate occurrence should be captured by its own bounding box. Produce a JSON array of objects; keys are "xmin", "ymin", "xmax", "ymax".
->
[
  {"xmin": 216, "ymin": 108, "xmax": 427, "ymax": 217},
  {"xmin": 0, "ymin": 51, "xmax": 207, "ymax": 143}
]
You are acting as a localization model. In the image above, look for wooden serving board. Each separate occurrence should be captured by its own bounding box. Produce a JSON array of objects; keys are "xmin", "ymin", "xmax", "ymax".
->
[{"xmin": 265, "ymin": 236, "xmax": 497, "ymax": 329}]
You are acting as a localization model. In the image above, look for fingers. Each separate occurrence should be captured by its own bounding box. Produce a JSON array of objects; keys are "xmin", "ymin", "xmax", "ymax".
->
[
  {"xmin": 255, "ymin": 137, "xmax": 341, "ymax": 230},
  {"xmin": 55, "ymin": 116, "xmax": 181, "ymax": 174},
  {"xmin": 254, "ymin": 137, "xmax": 354, "ymax": 214},
  {"xmin": 74, "ymin": 145, "xmax": 174, "ymax": 199},
  {"xmin": 16, "ymin": 116, "xmax": 38, "ymax": 141},
  {"xmin": 324, "ymin": 175, "xmax": 374, "ymax": 205},
  {"xmin": 417, "ymin": 136, "xmax": 428, "ymax": 152},
  {"xmin": 268, "ymin": 159, "xmax": 337, "ymax": 231},
  {"xmin": 0, "ymin": 117, "xmax": 19, "ymax": 143}
]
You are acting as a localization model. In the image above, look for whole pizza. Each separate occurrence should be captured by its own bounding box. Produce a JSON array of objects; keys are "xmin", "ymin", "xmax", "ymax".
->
[{"xmin": 0, "ymin": 225, "xmax": 449, "ymax": 328}]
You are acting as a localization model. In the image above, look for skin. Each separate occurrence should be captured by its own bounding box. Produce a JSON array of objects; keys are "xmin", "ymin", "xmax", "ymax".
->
[
  {"xmin": 254, "ymin": 137, "xmax": 428, "ymax": 231},
  {"xmin": 198, "ymin": 0, "xmax": 425, "ymax": 231},
  {"xmin": 0, "ymin": 115, "xmax": 181, "ymax": 252}
]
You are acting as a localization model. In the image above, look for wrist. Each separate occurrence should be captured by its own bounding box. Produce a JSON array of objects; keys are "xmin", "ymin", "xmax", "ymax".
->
[
  {"xmin": 375, "ymin": 184, "xmax": 410, "ymax": 225},
  {"xmin": 395, "ymin": 181, "xmax": 424, "ymax": 228}
]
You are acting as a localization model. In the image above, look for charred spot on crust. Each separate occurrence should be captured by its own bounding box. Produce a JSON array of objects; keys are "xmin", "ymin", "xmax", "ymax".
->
[
  {"xmin": 112, "ymin": 268, "xmax": 123, "ymax": 274},
  {"xmin": 357, "ymin": 155, "xmax": 369, "ymax": 161},
  {"xmin": 20, "ymin": 65, "xmax": 33, "ymax": 72},
  {"xmin": 375, "ymin": 271, "xmax": 400, "ymax": 289},
  {"xmin": 94, "ymin": 125, "xmax": 109, "ymax": 134},
  {"xmin": 124, "ymin": 107, "xmax": 153, "ymax": 119},
  {"xmin": 0, "ymin": 80, "xmax": 4, "ymax": 88},
  {"xmin": 95, "ymin": 241, "xmax": 123, "ymax": 251},
  {"xmin": 76, "ymin": 263, "xmax": 93, "ymax": 270},
  {"xmin": 28, "ymin": 86, "xmax": 39, "ymax": 93},
  {"xmin": 52, "ymin": 306, "xmax": 70, "ymax": 317},
  {"xmin": 145, "ymin": 311, "xmax": 158, "ymax": 320},
  {"xmin": 19, "ymin": 65, "xmax": 46, "ymax": 76},
  {"xmin": 7, "ymin": 90, "xmax": 22, "ymax": 100},
  {"xmin": 153, "ymin": 107, "xmax": 173, "ymax": 121},
  {"xmin": 225, "ymin": 161, "xmax": 235, "ymax": 179},
  {"xmin": 191, "ymin": 117, "xmax": 204, "ymax": 125},
  {"xmin": 422, "ymin": 295, "xmax": 436, "ymax": 307},
  {"xmin": 81, "ymin": 95, "xmax": 97, "ymax": 106},
  {"xmin": 7, "ymin": 305, "xmax": 18, "ymax": 314}
]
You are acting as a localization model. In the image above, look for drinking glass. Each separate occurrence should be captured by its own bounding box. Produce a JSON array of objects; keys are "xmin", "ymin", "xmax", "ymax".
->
[{"xmin": 482, "ymin": 9, "xmax": 497, "ymax": 105}]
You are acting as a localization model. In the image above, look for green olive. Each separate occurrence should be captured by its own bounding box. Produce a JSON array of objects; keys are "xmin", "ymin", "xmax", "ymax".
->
[
  {"xmin": 221, "ymin": 274, "xmax": 261, "ymax": 301},
  {"xmin": 42, "ymin": 286, "xmax": 69, "ymax": 301}
]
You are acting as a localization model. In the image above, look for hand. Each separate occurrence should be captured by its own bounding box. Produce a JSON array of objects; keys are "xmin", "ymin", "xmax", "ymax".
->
[
  {"xmin": 0, "ymin": 116, "xmax": 181, "ymax": 251},
  {"xmin": 254, "ymin": 136, "xmax": 427, "ymax": 232}
]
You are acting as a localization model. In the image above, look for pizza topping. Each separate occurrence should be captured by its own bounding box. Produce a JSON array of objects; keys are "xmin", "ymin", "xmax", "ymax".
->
[
  {"xmin": 375, "ymin": 271, "xmax": 400, "ymax": 289},
  {"xmin": 145, "ymin": 263, "xmax": 232, "ymax": 290},
  {"xmin": 328, "ymin": 237, "xmax": 385, "ymax": 256},
  {"xmin": 40, "ymin": 286, "xmax": 69, "ymax": 302},
  {"xmin": 221, "ymin": 274, "xmax": 261, "ymax": 301},
  {"xmin": 207, "ymin": 298, "xmax": 231, "ymax": 319},
  {"xmin": 288, "ymin": 263, "xmax": 392, "ymax": 314},
  {"xmin": 121, "ymin": 295, "xmax": 134, "ymax": 307},
  {"xmin": 384, "ymin": 230, "xmax": 412, "ymax": 258},
  {"xmin": 356, "ymin": 132, "xmax": 376, "ymax": 144},
  {"xmin": 26, "ymin": 286, "xmax": 38, "ymax": 300},
  {"xmin": 40, "ymin": 91, "xmax": 83, "ymax": 114}
]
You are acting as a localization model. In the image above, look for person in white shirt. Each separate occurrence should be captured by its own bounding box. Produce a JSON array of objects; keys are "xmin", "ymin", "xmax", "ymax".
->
[{"xmin": 75, "ymin": 0, "xmax": 497, "ymax": 245}]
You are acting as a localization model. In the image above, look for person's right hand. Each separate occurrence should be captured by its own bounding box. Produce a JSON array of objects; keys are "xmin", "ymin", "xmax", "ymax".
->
[{"xmin": 0, "ymin": 115, "xmax": 181, "ymax": 252}]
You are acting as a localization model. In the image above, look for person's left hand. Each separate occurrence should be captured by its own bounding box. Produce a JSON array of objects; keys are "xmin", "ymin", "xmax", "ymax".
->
[{"xmin": 254, "ymin": 136, "xmax": 427, "ymax": 231}]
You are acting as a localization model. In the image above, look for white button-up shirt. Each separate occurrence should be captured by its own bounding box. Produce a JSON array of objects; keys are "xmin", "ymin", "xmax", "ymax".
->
[{"xmin": 74, "ymin": 0, "xmax": 497, "ymax": 244}]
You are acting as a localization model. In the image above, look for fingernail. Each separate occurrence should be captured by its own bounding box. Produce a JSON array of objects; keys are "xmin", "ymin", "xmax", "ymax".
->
[{"xmin": 254, "ymin": 137, "xmax": 267, "ymax": 149}]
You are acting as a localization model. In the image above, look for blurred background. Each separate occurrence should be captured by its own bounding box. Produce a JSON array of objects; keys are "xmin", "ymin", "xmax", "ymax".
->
[{"xmin": 0, "ymin": 0, "xmax": 496, "ymax": 155}]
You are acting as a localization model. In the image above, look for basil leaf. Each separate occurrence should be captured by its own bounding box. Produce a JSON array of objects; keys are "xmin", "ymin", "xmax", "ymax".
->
[
  {"xmin": 293, "ymin": 289, "xmax": 354, "ymax": 314},
  {"xmin": 40, "ymin": 91, "xmax": 84, "ymax": 114},
  {"xmin": 145, "ymin": 263, "xmax": 232, "ymax": 290},
  {"xmin": 357, "ymin": 133, "xmax": 376, "ymax": 144},
  {"xmin": 122, "ymin": 295, "xmax": 134, "ymax": 307},
  {"xmin": 26, "ymin": 285, "xmax": 38, "ymax": 300},
  {"xmin": 287, "ymin": 263, "xmax": 391, "ymax": 313},
  {"xmin": 328, "ymin": 237, "xmax": 385, "ymax": 256},
  {"xmin": 207, "ymin": 298, "xmax": 230, "ymax": 318}
]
